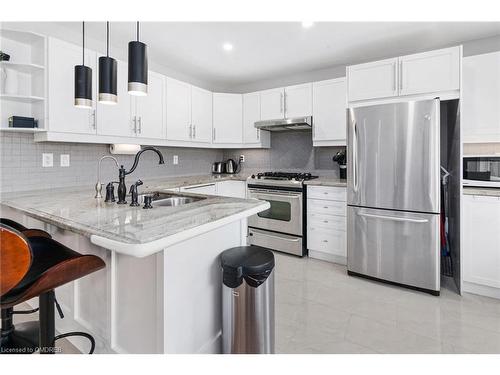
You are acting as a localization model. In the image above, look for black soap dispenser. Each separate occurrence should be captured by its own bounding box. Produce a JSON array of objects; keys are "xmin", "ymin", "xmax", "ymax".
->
[{"xmin": 105, "ymin": 182, "xmax": 117, "ymax": 203}]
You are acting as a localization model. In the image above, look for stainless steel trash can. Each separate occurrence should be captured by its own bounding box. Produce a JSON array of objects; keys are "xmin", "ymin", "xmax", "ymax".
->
[{"xmin": 221, "ymin": 246, "xmax": 275, "ymax": 354}]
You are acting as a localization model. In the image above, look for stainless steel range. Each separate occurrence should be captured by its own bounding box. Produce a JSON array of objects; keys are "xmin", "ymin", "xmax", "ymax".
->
[{"xmin": 247, "ymin": 172, "xmax": 318, "ymax": 256}]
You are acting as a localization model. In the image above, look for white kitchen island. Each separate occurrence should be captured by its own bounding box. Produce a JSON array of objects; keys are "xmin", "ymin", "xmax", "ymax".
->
[{"xmin": 0, "ymin": 181, "xmax": 269, "ymax": 354}]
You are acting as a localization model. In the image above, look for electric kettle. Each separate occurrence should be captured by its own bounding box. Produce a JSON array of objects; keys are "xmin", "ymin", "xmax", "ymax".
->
[
  {"xmin": 212, "ymin": 162, "xmax": 225, "ymax": 174},
  {"xmin": 225, "ymin": 159, "xmax": 238, "ymax": 174}
]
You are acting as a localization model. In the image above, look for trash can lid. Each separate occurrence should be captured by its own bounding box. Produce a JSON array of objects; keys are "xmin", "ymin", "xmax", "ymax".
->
[{"xmin": 220, "ymin": 246, "xmax": 275, "ymax": 288}]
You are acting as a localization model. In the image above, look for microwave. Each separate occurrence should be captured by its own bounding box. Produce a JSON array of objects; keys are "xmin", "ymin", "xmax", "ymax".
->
[{"xmin": 463, "ymin": 156, "xmax": 500, "ymax": 188}]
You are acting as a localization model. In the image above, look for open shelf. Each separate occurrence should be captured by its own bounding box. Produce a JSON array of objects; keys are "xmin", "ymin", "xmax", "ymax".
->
[
  {"xmin": 0, "ymin": 127, "xmax": 45, "ymax": 133},
  {"xmin": 0, "ymin": 61, "xmax": 45, "ymax": 74},
  {"xmin": 0, "ymin": 94, "xmax": 45, "ymax": 103}
]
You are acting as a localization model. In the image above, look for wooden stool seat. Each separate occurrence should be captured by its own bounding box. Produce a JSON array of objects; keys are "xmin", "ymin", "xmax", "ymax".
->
[
  {"xmin": 1, "ymin": 221, "xmax": 105, "ymax": 354},
  {"xmin": 1, "ymin": 235, "xmax": 105, "ymax": 309}
]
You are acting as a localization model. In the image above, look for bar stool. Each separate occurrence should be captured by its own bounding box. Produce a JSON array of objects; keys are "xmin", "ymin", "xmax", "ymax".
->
[{"xmin": 0, "ymin": 220, "xmax": 105, "ymax": 354}]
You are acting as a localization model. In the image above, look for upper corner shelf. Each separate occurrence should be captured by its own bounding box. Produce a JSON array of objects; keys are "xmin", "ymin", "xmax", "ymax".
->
[
  {"xmin": 0, "ymin": 61, "xmax": 45, "ymax": 74},
  {"xmin": 0, "ymin": 94, "xmax": 45, "ymax": 103},
  {"xmin": 0, "ymin": 28, "xmax": 46, "ymax": 44},
  {"xmin": 0, "ymin": 127, "xmax": 45, "ymax": 133}
]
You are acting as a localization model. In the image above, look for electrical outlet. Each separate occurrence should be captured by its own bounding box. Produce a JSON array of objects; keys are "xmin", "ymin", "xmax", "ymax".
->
[
  {"xmin": 239, "ymin": 155, "xmax": 245, "ymax": 163},
  {"xmin": 42, "ymin": 153, "xmax": 53, "ymax": 168},
  {"xmin": 173, "ymin": 155, "xmax": 179, "ymax": 165},
  {"xmin": 60, "ymin": 154, "xmax": 70, "ymax": 167}
]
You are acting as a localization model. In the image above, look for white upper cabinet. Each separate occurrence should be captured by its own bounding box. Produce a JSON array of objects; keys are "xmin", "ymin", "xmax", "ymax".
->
[
  {"xmin": 96, "ymin": 58, "xmax": 133, "ymax": 137},
  {"xmin": 312, "ymin": 78, "xmax": 346, "ymax": 145},
  {"xmin": 347, "ymin": 46, "xmax": 461, "ymax": 102},
  {"xmin": 166, "ymin": 78, "xmax": 191, "ymax": 141},
  {"xmin": 399, "ymin": 47, "xmax": 460, "ymax": 96},
  {"xmin": 347, "ymin": 57, "xmax": 398, "ymax": 102},
  {"xmin": 284, "ymin": 83, "xmax": 312, "ymax": 118},
  {"xmin": 191, "ymin": 86, "xmax": 212, "ymax": 143},
  {"xmin": 212, "ymin": 93, "xmax": 243, "ymax": 144},
  {"xmin": 260, "ymin": 84, "xmax": 312, "ymax": 120},
  {"xmin": 260, "ymin": 87, "xmax": 284, "ymax": 120},
  {"xmin": 243, "ymin": 92, "xmax": 261, "ymax": 143},
  {"xmin": 48, "ymin": 37, "xmax": 97, "ymax": 134},
  {"xmin": 463, "ymin": 51, "xmax": 500, "ymax": 143},
  {"xmin": 134, "ymin": 71, "xmax": 165, "ymax": 139}
]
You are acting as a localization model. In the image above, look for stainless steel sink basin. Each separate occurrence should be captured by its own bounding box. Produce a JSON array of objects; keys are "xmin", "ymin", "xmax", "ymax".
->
[
  {"xmin": 154, "ymin": 196, "xmax": 201, "ymax": 207},
  {"xmin": 137, "ymin": 191, "xmax": 206, "ymax": 207}
]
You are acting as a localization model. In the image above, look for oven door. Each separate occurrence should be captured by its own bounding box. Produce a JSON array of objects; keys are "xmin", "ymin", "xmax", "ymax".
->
[{"xmin": 248, "ymin": 188, "xmax": 303, "ymax": 236}]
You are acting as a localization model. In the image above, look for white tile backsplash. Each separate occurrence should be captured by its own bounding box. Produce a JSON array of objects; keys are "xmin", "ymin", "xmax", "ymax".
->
[{"xmin": 0, "ymin": 132, "xmax": 224, "ymax": 193}]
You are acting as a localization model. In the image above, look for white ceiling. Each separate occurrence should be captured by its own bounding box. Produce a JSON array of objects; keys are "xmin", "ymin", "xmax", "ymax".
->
[{"xmin": 4, "ymin": 22, "xmax": 500, "ymax": 90}]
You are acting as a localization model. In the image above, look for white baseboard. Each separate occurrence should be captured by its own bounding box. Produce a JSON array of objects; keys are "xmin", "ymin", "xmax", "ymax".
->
[
  {"xmin": 308, "ymin": 250, "xmax": 347, "ymax": 265},
  {"xmin": 463, "ymin": 281, "xmax": 500, "ymax": 300}
]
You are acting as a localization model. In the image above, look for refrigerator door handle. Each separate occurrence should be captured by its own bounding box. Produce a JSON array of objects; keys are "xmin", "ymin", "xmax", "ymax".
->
[
  {"xmin": 358, "ymin": 212, "xmax": 429, "ymax": 224},
  {"xmin": 353, "ymin": 120, "xmax": 358, "ymax": 192}
]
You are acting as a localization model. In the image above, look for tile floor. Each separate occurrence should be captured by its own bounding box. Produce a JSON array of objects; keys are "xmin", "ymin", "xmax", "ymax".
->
[
  {"xmin": 274, "ymin": 252, "xmax": 500, "ymax": 354},
  {"xmin": 10, "ymin": 307, "xmax": 81, "ymax": 354},
  {"xmin": 10, "ymin": 253, "xmax": 500, "ymax": 354}
]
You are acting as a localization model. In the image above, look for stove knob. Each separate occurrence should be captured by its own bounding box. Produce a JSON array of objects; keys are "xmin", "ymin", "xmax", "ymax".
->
[
  {"xmin": 257, "ymin": 175, "xmax": 261, "ymax": 179},
  {"xmin": 251, "ymin": 174, "xmax": 255, "ymax": 179}
]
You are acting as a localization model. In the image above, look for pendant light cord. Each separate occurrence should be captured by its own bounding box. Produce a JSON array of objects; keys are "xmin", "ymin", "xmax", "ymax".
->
[
  {"xmin": 106, "ymin": 21, "xmax": 110, "ymax": 57},
  {"xmin": 137, "ymin": 21, "xmax": 140, "ymax": 42},
  {"xmin": 82, "ymin": 21, "xmax": 85, "ymax": 65}
]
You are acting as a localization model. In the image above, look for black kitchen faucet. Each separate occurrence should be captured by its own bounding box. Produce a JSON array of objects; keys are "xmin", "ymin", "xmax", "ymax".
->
[{"xmin": 117, "ymin": 146, "xmax": 165, "ymax": 204}]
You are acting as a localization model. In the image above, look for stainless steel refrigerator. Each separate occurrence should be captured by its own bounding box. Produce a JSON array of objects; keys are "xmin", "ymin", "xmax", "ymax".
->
[{"xmin": 347, "ymin": 99, "xmax": 441, "ymax": 295}]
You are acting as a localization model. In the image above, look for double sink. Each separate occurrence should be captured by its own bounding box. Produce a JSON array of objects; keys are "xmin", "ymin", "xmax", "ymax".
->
[{"xmin": 137, "ymin": 191, "xmax": 206, "ymax": 207}]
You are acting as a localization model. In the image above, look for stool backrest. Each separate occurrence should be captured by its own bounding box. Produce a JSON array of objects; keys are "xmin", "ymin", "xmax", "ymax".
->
[{"xmin": 0, "ymin": 224, "xmax": 33, "ymax": 297}]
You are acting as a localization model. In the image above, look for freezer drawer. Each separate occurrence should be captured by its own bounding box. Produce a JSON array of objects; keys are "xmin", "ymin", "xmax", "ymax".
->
[{"xmin": 347, "ymin": 206, "xmax": 440, "ymax": 292}]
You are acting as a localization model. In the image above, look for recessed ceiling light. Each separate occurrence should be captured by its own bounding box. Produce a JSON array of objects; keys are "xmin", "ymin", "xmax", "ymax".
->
[
  {"xmin": 302, "ymin": 21, "xmax": 314, "ymax": 29},
  {"xmin": 222, "ymin": 43, "xmax": 233, "ymax": 51}
]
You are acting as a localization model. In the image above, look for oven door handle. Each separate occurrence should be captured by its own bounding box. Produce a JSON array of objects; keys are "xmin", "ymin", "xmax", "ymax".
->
[{"xmin": 249, "ymin": 191, "xmax": 302, "ymax": 200}]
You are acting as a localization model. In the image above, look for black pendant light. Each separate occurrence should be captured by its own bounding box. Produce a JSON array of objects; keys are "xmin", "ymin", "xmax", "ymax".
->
[
  {"xmin": 98, "ymin": 22, "xmax": 118, "ymax": 104},
  {"xmin": 74, "ymin": 22, "xmax": 93, "ymax": 108},
  {"xmin": 128, "ymin": 22, "xmax": 148, "ymax": 96}
]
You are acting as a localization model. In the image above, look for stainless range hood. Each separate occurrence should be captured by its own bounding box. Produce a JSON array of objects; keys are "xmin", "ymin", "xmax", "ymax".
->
[{"xmin": 254, "ymin": 116, "xmax": 312, "ymax": 131}]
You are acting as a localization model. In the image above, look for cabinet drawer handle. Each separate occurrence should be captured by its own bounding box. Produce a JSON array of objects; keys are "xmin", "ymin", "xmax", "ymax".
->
[
  {"xmin": 323, "ymin": 220, "xmax": 329, "ymax": 223},
  {"xmin": 323, "ymin": 240, "xmax": 328, "ymax": 243}
]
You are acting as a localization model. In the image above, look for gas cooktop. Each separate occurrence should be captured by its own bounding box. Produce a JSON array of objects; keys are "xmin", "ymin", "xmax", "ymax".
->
[{"xmin": 248, "ymin": 171, "xmax": 318, "ymax": 187}]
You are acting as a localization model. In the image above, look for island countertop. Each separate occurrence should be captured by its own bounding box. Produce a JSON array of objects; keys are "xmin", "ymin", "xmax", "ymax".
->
[{"xmin": 0, "ymin": 179, "xmax": 269, "ymax": 257}]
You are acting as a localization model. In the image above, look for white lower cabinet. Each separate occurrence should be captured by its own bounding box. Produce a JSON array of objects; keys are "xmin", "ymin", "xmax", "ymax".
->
[
  {"xmin": 216, "ymin": 180, "xmax": 246, "ymax": 198},
  {"xmin": 307, "ymin": 185, "xmax": 347, "ymax": 264},
  {"xmin": 179, "ymin": 181, "xmax": 246, "ymax": 198},
  {"xmin": 463, "ymin": 194, "xmax": 500, "ymax": 299},
  {"xmin": 180, "ymin": 183, "xmax": 217, "ymax": 195}
]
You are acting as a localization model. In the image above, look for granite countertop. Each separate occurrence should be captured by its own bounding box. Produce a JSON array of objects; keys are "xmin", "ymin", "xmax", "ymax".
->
[
  {"xmin": 0, "ymin": 177, "xmax": 268, "ymax": 257},
  {"xmin": 141, "ymin": 173, "xmax": 249, "ymax": 190},
  {"xmin": 304, "ymin": 177, "xmax": 347, "ymax": 187},
  {"xmin": 463, "ymin": 186, "xmax": 500, "ymax": 197}
]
